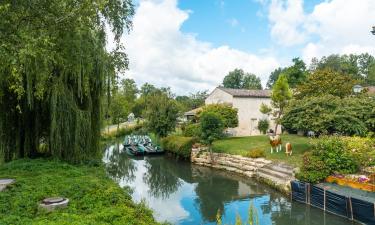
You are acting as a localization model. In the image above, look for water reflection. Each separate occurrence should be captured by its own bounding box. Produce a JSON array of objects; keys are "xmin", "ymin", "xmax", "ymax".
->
[{"xmin": 103, "ymin": 141, "xmax": 355, "ymax": 225}]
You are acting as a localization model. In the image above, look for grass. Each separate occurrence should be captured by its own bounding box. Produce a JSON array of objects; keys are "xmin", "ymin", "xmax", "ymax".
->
[
  {"xmin": 212, "ymin": 135, "xmax": 312, "ymax": 167},
  {"xmin": 0, "ymin": 159, "xmax": 160, "ymax": 225}
]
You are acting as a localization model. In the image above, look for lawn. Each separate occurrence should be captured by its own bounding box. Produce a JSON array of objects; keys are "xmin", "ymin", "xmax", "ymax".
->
[
  {"xmin": 0, "ymin": 159, "xmax": 160, "ymax": 225},
  {"xmin": 212, "ymin": 134, "xmax": 312, "ymax": 167}
]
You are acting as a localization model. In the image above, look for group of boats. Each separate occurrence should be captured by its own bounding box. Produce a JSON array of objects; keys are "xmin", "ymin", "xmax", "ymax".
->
[{"xmin": 124, "ymin": 135, "xmax": 164, "ymax": 156}]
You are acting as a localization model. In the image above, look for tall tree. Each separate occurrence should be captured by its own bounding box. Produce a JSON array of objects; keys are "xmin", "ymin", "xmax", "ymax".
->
[
  {"xmin": 295, "ymin": 69, "xmax": 357, "ymax": 99},
  {"xmin": 144, "ymin": 93, "xmax": 179, "ymax": 137},
  {"xmin": 121, "ymin": 78, "xmax": 138, "ymax": 104},
  {"xmin": 242, "ymin": 74, "xmax": 262, "ymax": 90},
  {"xmin": 271, "ymin": 74, "xmax": 292, "ymax": 133},
  {"xmin": 281, "ymin": 58, "xmax": 308, "ymax": 88},
  {"xmin": 222, "ymin": 69, "xmax": 262, "ymax": 89},
  {"xmin": 0, "ymin": 0, "xmax": 134, "ymax": 163},
  {"xmin": 266, "ymin": 68, "xmax": 284, "ymax": 89},
  {"xmin": 222, "ymin": 69, "xmax": 244, "ymax": 89}
]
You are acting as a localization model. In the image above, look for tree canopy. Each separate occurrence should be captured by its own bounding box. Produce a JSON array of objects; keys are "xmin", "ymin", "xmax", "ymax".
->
[
  {"xmin": 0, "ymin": 0, "xmax": 134, "ymax": 163},
  {"xmin": 295, "ymin": 69, "xmax": 357, "ymax": 99},
  {"xmin": 144, "ymin": 93, "xmax": 179, "ymax": 137},
  {"xmin": 222, "ymin": 69, "xmax": 262, "ymax": 90}
]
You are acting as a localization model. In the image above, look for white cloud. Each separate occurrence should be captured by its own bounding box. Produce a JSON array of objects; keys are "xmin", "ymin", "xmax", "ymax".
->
[
  {"xmin": 262, "ymin": 0, "xmax": 375, "ymax": 63},
  {"xmin": 302, "ymin": 0, "xmax": 375, "ymax": 62},
  {"xmin": 268, "ymin": 0, "xmax": 307, "ymax": 46},
  {"xmin": 121, "ymin": 0, "xmax": 280, "ymax": 94}
]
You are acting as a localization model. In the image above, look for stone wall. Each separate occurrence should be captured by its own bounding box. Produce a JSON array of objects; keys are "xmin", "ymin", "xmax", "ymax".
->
[{"xmin": 191, "ymin": 147, "xmax": 272, "ymax": 178}]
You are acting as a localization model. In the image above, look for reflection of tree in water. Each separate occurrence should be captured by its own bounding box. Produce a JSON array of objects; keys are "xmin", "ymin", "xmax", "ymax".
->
[
  {"xmin": 105, "ymin": 143, "xmax": 136, "ymax": 183},
  {"xmin": 142, "ymin": 157, "xmax": 182, "ymax": 199},
  {"xmin": 194, "ymin": 173, "xmax": 239, "ymax": 222}
]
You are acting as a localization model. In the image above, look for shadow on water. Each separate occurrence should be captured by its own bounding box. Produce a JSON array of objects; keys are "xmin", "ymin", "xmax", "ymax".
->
[{"xmin": 103, "ymin": 140, "xmax": 357, "ymax": 225}]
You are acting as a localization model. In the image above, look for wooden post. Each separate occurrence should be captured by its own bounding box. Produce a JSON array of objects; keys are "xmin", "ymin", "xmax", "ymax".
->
[{"xmin": 348, "ymin": 197, "xmax": 353, "ymax": 220}]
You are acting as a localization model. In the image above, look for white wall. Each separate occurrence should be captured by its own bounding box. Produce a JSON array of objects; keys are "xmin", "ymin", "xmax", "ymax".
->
[
  {"xmin": 232, "ymin": 97, "xmax": 275, "ymax": 136},
  {"xmin": 205, "ymin": 88, "xmax": 233, "ymax": 105},
  {"xmin": 205, "ymin": 88, "xmax": 279, "ymax": 136}
]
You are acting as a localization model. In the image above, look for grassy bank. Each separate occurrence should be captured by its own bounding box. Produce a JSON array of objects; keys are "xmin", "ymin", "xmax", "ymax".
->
[
  {"xmin": 0, "ymin": 159, "xmax": 160, "ymax": 225},
  {"xmin": 212, "ymin": 135, "xmax": 311, "ymax": 167},
  {"xmin": 161, "ymin": 135, "xmax": 197, "ymax": 159}
]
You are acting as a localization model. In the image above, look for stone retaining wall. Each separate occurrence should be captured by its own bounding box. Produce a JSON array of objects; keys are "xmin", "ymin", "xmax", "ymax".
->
[{"xmin": 191, "ymin": 147, "xmax": 272, "ymax": 178}]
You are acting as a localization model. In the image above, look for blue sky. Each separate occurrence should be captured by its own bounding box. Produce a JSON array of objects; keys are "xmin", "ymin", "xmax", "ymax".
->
[{"xmin": 123, "ymin": 0, "xmax": 375, "ymax": 94}]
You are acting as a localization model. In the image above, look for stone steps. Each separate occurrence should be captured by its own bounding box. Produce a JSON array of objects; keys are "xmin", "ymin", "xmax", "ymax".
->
[
  {"xmin": 257, "ymin": 167, "xmax": 293, "ymax": 180},
  {"xmin": 255, "ymin": 163, "xmax": 295, "ymax": 192}
]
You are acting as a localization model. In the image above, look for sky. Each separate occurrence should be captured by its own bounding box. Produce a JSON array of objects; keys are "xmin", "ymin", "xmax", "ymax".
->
[{"xmin": 113, "ymin": 0, "xmax": 375, "ymax": 95}]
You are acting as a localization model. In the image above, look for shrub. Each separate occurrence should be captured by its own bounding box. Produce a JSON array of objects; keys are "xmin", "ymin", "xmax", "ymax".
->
[
  {"xmin": 161, "ymin": 135, "xmax": 197, "ymax": 159},
  {"xmin": 245, "ymin": 149, "xmax": 265, "ymax": 158},
  {"xmin": 282, "ymin": 95, "xmax": 375, "ymax": 136},
  {"xmin": 341, "ymin": 136, "xmax": 375, "ymax": 167},
  {"xmin": 311, "ymin": 136, "xmax": 358, "ymax": 174},
  {"xmin": 257, "ymin": 119, "xmax": 269, "ymax": 134},
  {"xmin": 183, "ymin": 123, "xmax": 201, "ymax": 137},
  {"xmin": 297, "ymin": 136, "xmax": 361, "ymax": 183},
  {"xmin": 296, "ymin": 152, "xmax": 330, "ymax": 183},
  {"xmin": 197, "ymin": 104, "xmax": 238, "ymax": 128}
]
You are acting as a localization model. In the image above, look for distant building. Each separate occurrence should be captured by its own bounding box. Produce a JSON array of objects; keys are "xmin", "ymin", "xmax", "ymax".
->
[{"xmin": 185, "ymin": 87, "xmax": 280, "ymax": 136}]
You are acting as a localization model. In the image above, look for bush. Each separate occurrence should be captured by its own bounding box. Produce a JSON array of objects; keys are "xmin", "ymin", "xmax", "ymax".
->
[
  {"xmin": 282, "ymin": 95, "xmax": 375, "ymax": 136},
  {"xmin": 183, "ymin": 123, "xmax": 201, "ymax": 137},
  {"xmin": 297, "ymin": 136, "xmax": 362, "ymax": 183},
  {"xmin": 341, "ymin": 136, "xmax": 375, "ymax": 167},
  {"xmin": 311, "ymin": 136, "xmax": 358, "ymax": 174},
  {"xmin": 296, "ymin": 152, "xmax": 330, "ymax": 183},
  {"xmin": 102, "ymin": 124, "xmax": 144, "ymax": 140},
  {"xmin": 197, "ymin": 104, "xmax": 238, "ymax": 128},
  {"xmin": 161, "ymin": 135, "xmax": 197, "ymax": 159},
  {"xmin": 245, "ymin": 149, "xmax": 265, "ymax": 158},
  {"xmin": 257, "ymin": 119, "xmax": 269, "ymax": 134}
]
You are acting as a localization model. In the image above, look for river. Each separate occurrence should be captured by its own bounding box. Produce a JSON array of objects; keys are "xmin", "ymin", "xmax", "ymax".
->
[{"xmin": 103, "ymin": 141, "xmax": 356, "ymax": 225}]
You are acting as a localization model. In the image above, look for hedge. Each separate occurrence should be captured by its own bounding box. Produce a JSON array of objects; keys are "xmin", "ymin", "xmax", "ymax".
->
[{"xmin": 161, "ymin": 135, "xmax": 197, "ymax": 159}]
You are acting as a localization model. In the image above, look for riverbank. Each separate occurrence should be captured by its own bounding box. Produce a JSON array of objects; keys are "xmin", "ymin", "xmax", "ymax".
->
[
  {"xmin": 191, "ymin": 147, "xmax": 296, "ymax": 193},
  {"xmin": 0, "ymin": 159, "xmax": 160, "ymax": 225}
]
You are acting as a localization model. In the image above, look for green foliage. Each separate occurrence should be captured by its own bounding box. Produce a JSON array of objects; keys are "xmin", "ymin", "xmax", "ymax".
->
[
  {"xmin": 200, "ymin": 112, "xmax": 224, "ymax": 146},
  {"xmin": 296, "ymin": 152, "xmax": 330, "ymax": 183},
  {"xmin": 242, "ymin": 74, "xmax": 262, "ymax": 90},
  {"xmin": 175, "ymin": 91, "xmax": 208, "ymax": 112},
  {"xmin": 271, "ymin": 74, "xmax": 292, "ymax": 131},
  {"xmin": 280, "ymin": 58, "xmax": 308, "ymax": 88},
  {"xmin": 266, "ymin": 67, "xmax": 284, "ymax": 89},
  {"xmin": 144, "ymin": 93, "xmax": 179, "ymax": 137},
  {"xmin": 257, "ymin": 119, "xmax": 269, "ymax": 134},
  {"xmin": 199, "ymin": 104, "xmax": 238, "ymax": 128},
  {"xmin": 0, "ymin": 159, "xmax": 159, "ymax": 224},
  {"xmin": 245, "ymin": 149, "xmax": 265, "ymax": 158},
  {"xmin": 259, "ymin": 103, "xmax": 272, "ymax": 115},
  {"xmin": 266, "ymin": 58, "xmax": 307, "ymax": 88},
  {"xmin": 121, "ymin": 78, "xmax": 139, "ymax": 105},
  {"xmin": 297, "ymin": 136, "xmax": 365, "ymax": 183},
  {"xmin": 313, "ymin": 53, "xmax": 375, "ymax": 82},
  {"xmin": 0, "ymin": 0, "xmax": 134, "ymax": 163},
  {"xmin": 183, "ymin": 123, "xmax": 202, "ymax": 137},
  {"xmin": 109, "ymin": 93, "xmax": 130, "ymax": 126},
  {"xmin": 161, "ymin": 135, "xmax": 197, "ymax": 158},
  {"xmin": 222, "ymin": 69, "xmax": 262, "ymax": 90},
  {"xmin": 296, "ymin": 69, "xmax": 357, "ymax": 99},
  {"xmin": 282, "ymin": 95, "xmax": 375, "ymax": 136},
  {"xmin": 341, "ymin": 136, "xmax": 375, "ymax": 167}
]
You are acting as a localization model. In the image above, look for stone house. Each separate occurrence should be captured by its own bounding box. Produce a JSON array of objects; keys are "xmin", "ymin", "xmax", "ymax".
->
[{"xmin": 203, "ymin": 87, "xmax": 278, "ymax": 136}]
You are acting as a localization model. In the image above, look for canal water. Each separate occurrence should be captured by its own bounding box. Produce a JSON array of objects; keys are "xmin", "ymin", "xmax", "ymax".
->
[{"xmin": 103, "ymin": 142, "xmax": 356, "ymax": 225}]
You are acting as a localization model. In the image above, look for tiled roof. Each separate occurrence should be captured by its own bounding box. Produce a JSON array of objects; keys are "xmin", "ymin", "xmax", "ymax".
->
[
  {"xmin": 184, "ymin": 107, "xmax": 203, "ymax": 116},
  {"xmin": 217, "ymin": 87, "xmax": 271, "ymax": 98}
]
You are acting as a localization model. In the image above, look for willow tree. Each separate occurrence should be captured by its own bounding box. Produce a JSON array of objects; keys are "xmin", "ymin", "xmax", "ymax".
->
[{"xmin": 0, "ymin": 0, "xmax": 134, "ymax": 163}]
